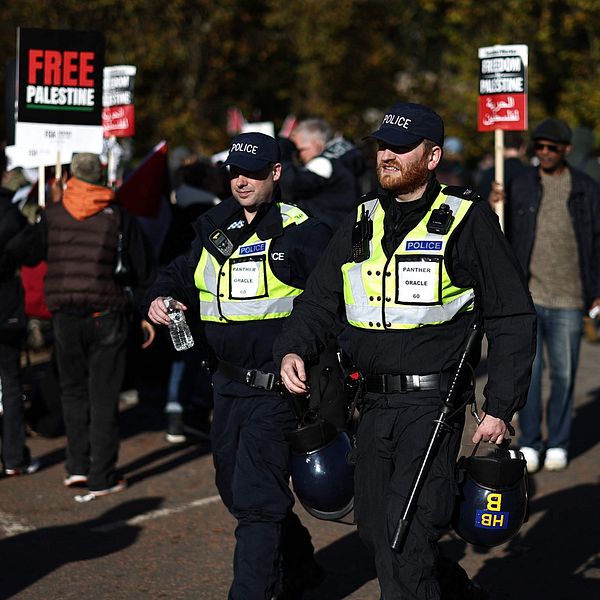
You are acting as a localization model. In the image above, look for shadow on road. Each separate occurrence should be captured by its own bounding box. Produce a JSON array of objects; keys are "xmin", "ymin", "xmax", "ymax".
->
[
  {"xmin": 121, "ymin": 442, "xmax": 211, "ymax": 486},
  {"xmin": 570, "ymin": 387, "xmax": 600, "ymax": 460},
  {"xmin": 0, "ymin": 497, "xmax": 163, "ymax": 600},
  {"xmin": 305, "ymin": 531, "xmax": 377, "ymax": 599},
  {"xmin": 474, "ymin": 482, "xmax": 600, "ymax": 599},
  {"xmin": 440, "ymin": 472, "xmax": 599, "ymax": 600}
]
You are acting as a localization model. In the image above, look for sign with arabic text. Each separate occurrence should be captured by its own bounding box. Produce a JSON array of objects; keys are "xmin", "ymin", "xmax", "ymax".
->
[
  {"xmin": 102, "ymin": 65, "xmax": 136, "ymax": 137},
  {"xmin": 478, "ymin": 44, "xmax": 528, "ymax": 132}
]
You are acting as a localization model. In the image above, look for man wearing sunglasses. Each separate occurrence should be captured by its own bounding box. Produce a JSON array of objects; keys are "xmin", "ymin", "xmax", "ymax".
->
[{"xmin": 490, "ymin": 118, "xmax": 600, "ymax": 473}]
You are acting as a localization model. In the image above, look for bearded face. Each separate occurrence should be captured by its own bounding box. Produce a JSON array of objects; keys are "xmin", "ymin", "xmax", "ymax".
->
[{"xmin": 376, "ymin": 142, "xmax": 432, "ymax": 197}]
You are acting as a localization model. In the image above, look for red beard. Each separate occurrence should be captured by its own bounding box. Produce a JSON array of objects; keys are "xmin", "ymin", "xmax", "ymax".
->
[{"xmin": 377, "ymin": 152, "xmax": 430, "ymax": 196}]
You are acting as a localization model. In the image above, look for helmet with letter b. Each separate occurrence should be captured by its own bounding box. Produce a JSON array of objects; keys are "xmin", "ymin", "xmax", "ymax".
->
[{"xmin": 453, "ymin": 446, "xmax": 528, "ymax": 547}]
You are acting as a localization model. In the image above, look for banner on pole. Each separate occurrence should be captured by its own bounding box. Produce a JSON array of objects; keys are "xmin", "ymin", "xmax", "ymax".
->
[
  {"xmin": 478, "ymin": 44, "xmax": 528, "ymax": 132},
  {"xmin": 15, "ymin": 27, "xmax": 105, "ymax": 156},
  {"xmin": 102, "ymin": 65, "xmax": 136, "ymax": 138}
]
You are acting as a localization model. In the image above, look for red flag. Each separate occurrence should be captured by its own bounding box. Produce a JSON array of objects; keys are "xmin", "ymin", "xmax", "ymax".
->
[
  {"xmin": 227, "ymin": 107, "xmax": 245, "ymax": 136},
  {"xmin": 116, "ymin": 140, "xmax": 168, "ymax": 217},
  {"xmin": 279, "ymin": 115, "xmax": 297, "ymax": 138}
]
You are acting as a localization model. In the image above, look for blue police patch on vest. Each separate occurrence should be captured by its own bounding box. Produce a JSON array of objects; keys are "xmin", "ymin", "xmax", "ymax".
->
[
  {"xmin": 406, "ymin": 240, "xmax": 443, "ymax": 251},
  {"xmin": 239, "ymin": 242, "xmax": 267, "ymax": 255},
  {"xmin": 474, "ymin": 509, "xmax": 509, "ymax": 529}
]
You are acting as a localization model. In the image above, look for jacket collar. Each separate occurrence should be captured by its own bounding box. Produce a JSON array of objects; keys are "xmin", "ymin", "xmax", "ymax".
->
[{"xmin": 193, "ymin": 195, "xmax": 285, "ymax": 263}]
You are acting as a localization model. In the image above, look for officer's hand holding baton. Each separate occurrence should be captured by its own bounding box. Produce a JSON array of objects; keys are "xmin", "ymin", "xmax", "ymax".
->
[
  {"xmin": 148, "ymin": 296, "xmax": 188, "ymax": 326},
  {"xmin": 280, "ymin": 353, "xmax": 309, "ymax": 395},
  {"xmin": 472, "ymin": 412, "xmax": 509, "ymax": 445}
]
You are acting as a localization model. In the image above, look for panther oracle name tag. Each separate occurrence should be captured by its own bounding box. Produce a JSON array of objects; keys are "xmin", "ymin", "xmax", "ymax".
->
[
  {"xmin": 230, "ymin": 260, "xmax": 263, "ymax": 298},
  {"xmin": 397, "ymin": 259, "xmax": 439, "ymax": 303}
]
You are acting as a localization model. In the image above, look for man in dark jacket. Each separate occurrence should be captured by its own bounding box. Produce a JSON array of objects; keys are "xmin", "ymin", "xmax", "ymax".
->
[
  {"xmin": 146, "ymin": 133, "xmax": 331, "ymax": 599},
  {"xmin": 0, "ymin": 154, "xmax": 43, "ymax": 476},
  {"xmin": 42, "ymin": 152, "xmax": 155, "ymax": 500},
  {"xmin": 276, "ymin": 102, "xmax": 536, "ymax": 600},
  {"xmin": 279, "ymin": 118, "xmax": 366, "ymax": 230},
  {"xmin": 490, "ymin": 118, "xmax": 600, "ymax": 472}
]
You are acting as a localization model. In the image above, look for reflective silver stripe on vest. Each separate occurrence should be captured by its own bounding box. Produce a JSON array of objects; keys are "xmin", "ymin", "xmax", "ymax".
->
[
  {"xmin": 220, "ymin": 296, "xmax": 296, "ymax": 318},
  {"xmin": 346, "ymin": 198, "xmax": 380, "ymax": 312},
  {"xmin": 345, "ymin": 289, "xmax": 475, "ymax": 326},
  {"xmin": 200, "ymin": 257, "xmax": 221, "ymax": 319}
]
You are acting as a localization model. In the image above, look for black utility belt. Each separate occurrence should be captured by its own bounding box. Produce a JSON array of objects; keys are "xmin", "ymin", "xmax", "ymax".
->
[
  {"xmin": 216, "ymin": 360, "xmax": 279, "ymax": 391},
  {"xmin": 364, "ymin": 373, "xmax": 440, "ymax": 394}
]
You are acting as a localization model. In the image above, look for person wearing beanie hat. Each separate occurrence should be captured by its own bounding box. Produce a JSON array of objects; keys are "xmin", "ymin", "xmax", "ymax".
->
[
  {"xmin": 490, "ymin": 117, "xmax": 600, "ymax": 473},
  {"xmin": 146, "ymin": 132, "xmax": 331, "ymax": 599},
  {"xmin": 276, "ymin": 102, "xmax": 536, "ymax": 599},
  {"xmin": 40, "ymin": 152, "xmax": 156, "ymax": 500}
]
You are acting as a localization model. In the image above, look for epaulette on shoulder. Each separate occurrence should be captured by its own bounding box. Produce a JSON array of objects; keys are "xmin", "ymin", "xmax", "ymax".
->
[{"xmin": 442, "ymin": 186, "xmax": 483, "ymax": 203}]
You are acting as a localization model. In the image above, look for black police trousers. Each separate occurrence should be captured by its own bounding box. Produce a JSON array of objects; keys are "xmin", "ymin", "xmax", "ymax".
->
[
  {"xmin": 353, "ymin": 392, "xmax": 464, "ymax": 600},
  {"xmin": 211, "ymin": 373, "xmax": 314, "ymax": 600}
]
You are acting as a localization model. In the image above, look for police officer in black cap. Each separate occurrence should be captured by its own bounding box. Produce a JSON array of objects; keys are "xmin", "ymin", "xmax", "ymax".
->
[
  {"xmin": 275, "ymin": 103, "xmax": 536, "ymax": 599},
  {"xmin": 146, "ymin": 132, "xmax": 330, "ymax": 599}
]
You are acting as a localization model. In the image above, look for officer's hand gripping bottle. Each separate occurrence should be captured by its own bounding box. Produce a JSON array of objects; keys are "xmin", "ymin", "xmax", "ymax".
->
[{"xmin": 163, "ymin": 296, "xmax": 194, "ymax": 351}]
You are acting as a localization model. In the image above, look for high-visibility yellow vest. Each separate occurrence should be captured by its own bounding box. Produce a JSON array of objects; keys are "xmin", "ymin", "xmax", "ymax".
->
[
  {"xmin": 194, "ymin": 203, "xmax": 308, "ymax": 322},
  {"xmin": 341, "ymin": 189, "xmax": 475, "ymax": 330}
]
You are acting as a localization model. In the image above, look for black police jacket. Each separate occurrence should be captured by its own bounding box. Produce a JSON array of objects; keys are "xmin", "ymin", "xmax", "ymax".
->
[
  {"xmin": 273, "ymin": 179, "xmax": 537, "ymax": 423},
  {"xmin": 144, "ymin": 196, "xmax": 331, "ymax": 375},
  {"xmin": 506, "ymin": 164, "xmax": 600, "ymax": 308},
  {"xmin": 279, "ymin": 137, "xmax": 365, "ymax": 231}
]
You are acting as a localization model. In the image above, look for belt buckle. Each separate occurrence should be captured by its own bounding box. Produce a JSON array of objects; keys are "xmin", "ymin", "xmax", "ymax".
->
[
  {"xmin": 383, "ymin": 374, "xmax": 407, "ymax": 393},
  {"xmin": 247, "ymin": 369, "xmax": 275, "ymax": 391}
]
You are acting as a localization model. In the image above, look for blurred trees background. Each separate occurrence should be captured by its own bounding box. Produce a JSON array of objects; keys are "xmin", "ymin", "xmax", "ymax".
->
[{"xmin": 1, "ymin": 0, "xmax": 599, "ymax": 163}]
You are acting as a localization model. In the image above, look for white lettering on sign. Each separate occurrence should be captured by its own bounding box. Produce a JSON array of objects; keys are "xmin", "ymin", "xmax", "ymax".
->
[
  {"xmin": 26, "ymin": 85, "xmax": 95, "ymax": 107},
  {"xmin": 481, "ymin": 57, "xmax": 522, "ymax": 74},
  {"xmin": 230, "ymin": 142, "xmax": 258, "ymax": 154},
  {"xmin": 396, "ymin": 259, "xmax": 439, "ymax": 303},
  {"xmin": 382, "ymin": 115, "xmax": 412, "ymax": 129},
  {"xmin": 479, "ymin": 78, "xmax": 524, "ymax": 94}
]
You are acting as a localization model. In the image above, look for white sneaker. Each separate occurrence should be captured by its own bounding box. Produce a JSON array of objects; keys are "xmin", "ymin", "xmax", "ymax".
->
[
  {"xmin": 519, "ymin": 446, "xmax": 540, "ymax": 473},
  {"xmin": 544, "ymin": 447, "xmax": 568, "ymax": 471}
]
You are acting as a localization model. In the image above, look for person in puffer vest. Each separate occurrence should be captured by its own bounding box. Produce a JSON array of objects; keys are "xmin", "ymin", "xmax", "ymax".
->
[{"xmin": 44, "ymin": 152, "xmax": 154, "ymax": 500}]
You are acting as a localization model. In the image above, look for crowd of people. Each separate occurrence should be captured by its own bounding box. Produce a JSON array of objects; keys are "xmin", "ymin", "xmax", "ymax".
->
[{"xmin": 1, "ymin": 107, "xmax": 599, "ymax": 599}]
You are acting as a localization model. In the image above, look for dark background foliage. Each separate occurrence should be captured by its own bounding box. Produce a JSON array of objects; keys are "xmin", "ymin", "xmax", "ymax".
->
[{"xmin": 2, "ymin": 0, "xmax": 599, "ymax": 162}]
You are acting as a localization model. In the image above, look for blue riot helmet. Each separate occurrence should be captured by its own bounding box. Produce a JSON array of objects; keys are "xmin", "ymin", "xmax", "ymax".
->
[
  {"xmin": 453, "ymin": 447, "xmax": 528, "ymax": 547},
  {"xmin": 287, "ymin": 419, "xmax": 355, "ymax": 521}
]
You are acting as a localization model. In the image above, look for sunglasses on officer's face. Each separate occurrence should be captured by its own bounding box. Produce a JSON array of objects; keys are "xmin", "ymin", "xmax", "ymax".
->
[{"xmin": 534, "ymin": 142, "xmax": 562, "ymax": 153}]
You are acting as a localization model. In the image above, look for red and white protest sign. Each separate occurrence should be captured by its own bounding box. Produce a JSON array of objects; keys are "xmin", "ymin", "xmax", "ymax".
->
[
  {"xmin": 102, "ymin": 65, "xmax": 136, "ymax": 137},
  {"xmin": 478, "ymin": 44, "xmax": 528, "ymax": 132}
]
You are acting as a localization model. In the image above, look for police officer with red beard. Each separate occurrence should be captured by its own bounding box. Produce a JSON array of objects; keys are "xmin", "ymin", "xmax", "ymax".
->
[{"xmin": 274, "ymin": 103, "xmax": 536, "ymax": 600}]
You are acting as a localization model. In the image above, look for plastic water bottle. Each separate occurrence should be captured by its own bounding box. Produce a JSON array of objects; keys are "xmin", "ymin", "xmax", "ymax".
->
[{"xmin": 163, "ymin": 297, "xmax": 194, "ymax": 351}]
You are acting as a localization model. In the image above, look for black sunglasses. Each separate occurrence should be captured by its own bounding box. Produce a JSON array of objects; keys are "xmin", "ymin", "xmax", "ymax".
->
[{"xmin": 534, "ymin": 142, "xmax": 562, "ymax": 153}]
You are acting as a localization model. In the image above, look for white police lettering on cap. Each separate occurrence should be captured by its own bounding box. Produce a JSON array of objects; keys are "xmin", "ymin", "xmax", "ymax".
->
[
  {"xmin": 231, "ymin": 142, "xmax": 258, "ymax": 154},
  {"xmin": 382, "ymin": 115, "xmax": 412, "ymax": 129}
]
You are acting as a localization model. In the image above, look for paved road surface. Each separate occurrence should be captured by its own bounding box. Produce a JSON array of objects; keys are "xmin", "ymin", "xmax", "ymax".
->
[{"xmin": 1, "ymin": 339, "xmax": 599, "ymax": 599}]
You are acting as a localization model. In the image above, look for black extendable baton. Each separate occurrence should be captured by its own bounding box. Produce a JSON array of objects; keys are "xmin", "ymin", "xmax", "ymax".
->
[{"xmin": 390, "ymin": 323, "xmax": 481, "ymax": 552}]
